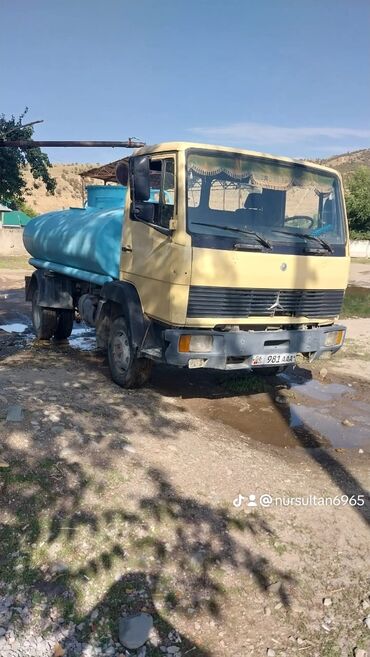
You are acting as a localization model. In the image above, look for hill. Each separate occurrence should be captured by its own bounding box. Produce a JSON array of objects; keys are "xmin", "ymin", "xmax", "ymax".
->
[
  {"xmin": 317, "ymin": 148, "xmax": 370, "ymax": 179},
  {"xmin": 21, "ymin": 148, "xmax": 370, "ymax": 215},
  {"xmin": 23, "ymin": 163, "xmax": 103, "ymax": 214}
]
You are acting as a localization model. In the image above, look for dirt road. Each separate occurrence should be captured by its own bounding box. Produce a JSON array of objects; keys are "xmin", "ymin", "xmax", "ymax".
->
[
  {"xmin": 0, "ymin": 269, "xmax": 370, "ymax": 657},
  {"xmin": 349, "ymin": 262, "xmax": 370, "ymax": 288}
]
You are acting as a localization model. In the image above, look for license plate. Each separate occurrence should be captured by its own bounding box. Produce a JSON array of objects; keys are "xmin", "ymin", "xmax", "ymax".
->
[{"xmin": 251, "ymin": 353, "xmax": 296, "ymax": 366}]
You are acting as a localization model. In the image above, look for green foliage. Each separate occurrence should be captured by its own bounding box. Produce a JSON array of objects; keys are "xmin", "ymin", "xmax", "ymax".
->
[
  {"xmin": 0, "ymin": 108, "xmax": 56, "ymax": 208},
  {"xmin": 17, "ymin": 200, "xmax": 38, "ymax": 217},
  {"xmin": 345, "ymin": 166, "xmax": 370, "ymax": 236},
  {"xmin": 341, "ymin": 286, "xmax": 370, "ymax": 318},
  {"xmin": 349, "ymin": 229, "xmax": 370, "ymax": 240}
]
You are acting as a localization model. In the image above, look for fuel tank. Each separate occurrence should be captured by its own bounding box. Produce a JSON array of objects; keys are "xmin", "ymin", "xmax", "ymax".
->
[{"xmin": 23, "ymin": 185, "xmax": 127, "ymax": 284}]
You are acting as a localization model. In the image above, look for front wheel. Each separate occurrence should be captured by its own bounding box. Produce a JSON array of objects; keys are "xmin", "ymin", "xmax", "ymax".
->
[
  {"xmin": 107, "ymin": 317, "xmax": 152, "ymax": 388},
  {"xmin": 31, "ymin": 288, "xmax": 57, "ymax": 339}
]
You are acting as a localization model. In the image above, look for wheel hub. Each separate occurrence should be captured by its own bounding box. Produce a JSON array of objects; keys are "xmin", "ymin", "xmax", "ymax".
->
[{"xmin": 112, "ymin": 332, "xmax": 131, "ymax": 371}]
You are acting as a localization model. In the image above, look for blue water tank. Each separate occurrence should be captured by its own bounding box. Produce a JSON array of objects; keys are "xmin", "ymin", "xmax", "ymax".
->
[
  {"xmin": 23, "ymin": 193, "xmax": 125, "ymax": 284},
  {"xmin": 86, "ymin": 185, "xmax": 126, "ymax": 209},
  {"xmin": 23, "ymin": 185, "xmax": 167, "ymax": 286}
]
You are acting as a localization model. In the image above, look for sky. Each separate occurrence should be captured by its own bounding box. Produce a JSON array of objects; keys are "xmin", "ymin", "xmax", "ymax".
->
[{"xmin": 1, "ymin": 0, "xmax": 369, "ymax": 164}]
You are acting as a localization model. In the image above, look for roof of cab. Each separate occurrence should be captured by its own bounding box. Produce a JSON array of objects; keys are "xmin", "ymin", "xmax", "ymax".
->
[{"xmin": 134, "ymin": 141, "xmax": 341, "ymax": 177}]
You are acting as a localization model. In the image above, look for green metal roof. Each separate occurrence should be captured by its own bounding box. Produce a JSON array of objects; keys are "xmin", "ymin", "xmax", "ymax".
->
[{"xmin": 2, "ymin": 211, "xmax": 32, "ymax": 227}]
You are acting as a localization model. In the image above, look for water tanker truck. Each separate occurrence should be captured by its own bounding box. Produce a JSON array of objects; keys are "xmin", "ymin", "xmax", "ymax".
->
[{"xmin": 23, "ymin": 141, "xmax": 349, "ymax": 388}]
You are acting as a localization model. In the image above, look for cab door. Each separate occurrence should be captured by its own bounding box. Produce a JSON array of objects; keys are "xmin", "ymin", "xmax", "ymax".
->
[{"xmin": 120, "ymin": 154, "xmax": 185, "ymax": 324}]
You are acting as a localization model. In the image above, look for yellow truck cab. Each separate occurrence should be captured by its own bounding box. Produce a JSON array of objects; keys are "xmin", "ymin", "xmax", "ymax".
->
[{"xmin": 25, "ymin": 141, "xmax": 350, "ymax": 387}]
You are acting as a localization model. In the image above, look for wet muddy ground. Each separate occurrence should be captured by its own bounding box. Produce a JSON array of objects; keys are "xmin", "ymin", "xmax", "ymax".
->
[
  {"xmin": 1, "ymin": 269, "xmax": 370, "ymax": 453},
  {"xmin": 1, "ymin": 268, "xmax": 370, "ymax": 657},
  {"xmin": 153, "ymin": 365, "xmax": 370, "ymax": 451}
]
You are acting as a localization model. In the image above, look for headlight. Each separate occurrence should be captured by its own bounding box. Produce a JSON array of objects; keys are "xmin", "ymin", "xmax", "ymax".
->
[
  {"xmin": 324, "ymin": 330, "xmax": 344, "ymax": 346},
  {"xmin": 179, "ymin": 335, "xmax": 214, "ymax": 352}
]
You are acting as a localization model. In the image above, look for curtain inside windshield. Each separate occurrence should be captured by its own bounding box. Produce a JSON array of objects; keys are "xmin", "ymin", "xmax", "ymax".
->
[{"xmin": 187, "ymin": 152, "xmax": 344, "ymax": 244}]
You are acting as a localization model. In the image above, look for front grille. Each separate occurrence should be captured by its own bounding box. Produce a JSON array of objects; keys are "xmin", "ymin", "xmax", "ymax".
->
[{"xmin": 187, "ymin": 286, "xmax": 344, "ymax": 318}]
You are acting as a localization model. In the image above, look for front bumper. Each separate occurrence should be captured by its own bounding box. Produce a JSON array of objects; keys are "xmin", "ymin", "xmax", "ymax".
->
[{"xmin": 163, "ymin": 325, "xmax": 346, "ymax": 370}]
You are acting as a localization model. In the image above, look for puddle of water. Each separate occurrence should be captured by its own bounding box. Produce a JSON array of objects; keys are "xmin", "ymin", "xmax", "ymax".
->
[
  {"xmin": 185, "ymin": 394, "xmax": 331, "ymax": 449},
  {"xmin": 179, "ymin": 368, "xmax": 370, "ymax": 451},
  {"xmin": 0, "ymin": 323, "xmax": 29, "ymax": 334},
  {"xmin": 69, "ymin": 326, "xmax": 92, "ymax": 336},
  {"xmin": 68, "ymin": 336, "xmax": 96, "ymax": 351},
  {"xmin": 276, "ymin": 372, "xmax": 370, "ymax": 448},
  {"xmin": 1, "ymin": 321, "xmax": 97, "ymax": 352},
  {"xmin": 279, "ymin": 372, "xmax": 349, "ymax": 402},
  {"xmin": 67, "ymin": 325, "xmax": 96, "ymax": 352},
  {"xmin": 289, "ymin": 403, "xmax": 370, "ymax": 449}
]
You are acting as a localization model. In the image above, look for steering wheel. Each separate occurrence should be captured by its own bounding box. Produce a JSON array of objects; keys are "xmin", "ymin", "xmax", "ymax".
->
[{"xmin": 285, "ymin": 215, "xmax": 314, "ymax": 229}]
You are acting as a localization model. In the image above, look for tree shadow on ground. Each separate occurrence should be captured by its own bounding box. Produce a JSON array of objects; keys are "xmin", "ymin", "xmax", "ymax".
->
[
  {"xmin": 54, "ymin": 466, "xmax": 294, "ymax": 655},
  {"xmin": 0, "ymin": 345, "xmax": 295, "ymax": 656}
]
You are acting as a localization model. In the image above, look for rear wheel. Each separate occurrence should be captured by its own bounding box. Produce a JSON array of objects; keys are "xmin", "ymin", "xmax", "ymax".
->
[
  {"xmin": 54, "ymin": 310, "xmax": 74, "ymax": 340},
  {"xmin": 31, "ymin": 287, "xmax": 57, "ymax": 339},
  {"xmin": 108, "ymin": 316, "xmax": 152, "ymax": 388}
]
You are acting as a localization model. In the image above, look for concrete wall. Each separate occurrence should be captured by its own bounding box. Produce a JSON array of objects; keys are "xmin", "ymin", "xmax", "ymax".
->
[
  {"xmin": 349, "ymin": 240, "xmax": 370, "ymax": 258},
  {"xmin": 0, "ymin": 227, "xmax": 28, "ymax": 256}
]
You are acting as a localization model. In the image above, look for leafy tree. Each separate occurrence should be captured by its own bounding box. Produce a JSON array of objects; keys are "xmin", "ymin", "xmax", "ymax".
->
[
  {"xmin": 345, "ymin": 166, "xmax": 370, "ymax": 237},
  {"xmin": 0, "ymin": 108, "xmax": 56, "ymax": 209}
]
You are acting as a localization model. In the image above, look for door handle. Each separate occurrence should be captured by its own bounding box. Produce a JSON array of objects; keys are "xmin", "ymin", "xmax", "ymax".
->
[{"xmin": 122, "ymin": 245, "xmax": 132, "ymax": 252}]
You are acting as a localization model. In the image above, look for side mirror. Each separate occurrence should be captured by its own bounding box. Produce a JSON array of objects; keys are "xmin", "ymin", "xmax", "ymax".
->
[{"xmin": 130, "ymin": 156, "xmax": 150, "ymax": 201}]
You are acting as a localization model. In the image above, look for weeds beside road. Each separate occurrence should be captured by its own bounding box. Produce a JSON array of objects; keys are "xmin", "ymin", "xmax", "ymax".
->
[{"xmin": 0, "ymin": 256, "xmax": 31, "ymax": 270}]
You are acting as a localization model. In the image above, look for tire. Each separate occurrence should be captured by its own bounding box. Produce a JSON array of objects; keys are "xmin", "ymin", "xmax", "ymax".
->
[
  {"xmin": 31, "ymin": 287, "xmax": 58, "ymax": 340},
  {"xmin": 108, "ymin": 316, "xmax": 152, "ymax": 388},
  {"xmin": 54, "ymin": 310, "xmax": 74, "ymax": 340}
]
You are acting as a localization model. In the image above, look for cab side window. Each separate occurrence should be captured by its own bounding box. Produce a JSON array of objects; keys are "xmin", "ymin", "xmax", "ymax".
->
[{"xmin": 148, "ymin": 158, "xmax": 175, "ymax": 229}]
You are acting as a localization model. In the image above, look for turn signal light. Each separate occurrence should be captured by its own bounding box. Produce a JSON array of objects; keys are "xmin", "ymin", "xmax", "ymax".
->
[
  {"xmin": 324, "ymin": 330, "xmax": 344, "ymax": 346},
  {"xmin": 179, "ymin": 335, "xmax": 192, "ymax": 352}
]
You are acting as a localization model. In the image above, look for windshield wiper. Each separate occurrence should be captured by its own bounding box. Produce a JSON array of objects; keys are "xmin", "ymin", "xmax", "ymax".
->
[
  {"xmin": 192, "ymin": 222, "xmax": 272, "ymax": 250},
  {"xmin": 271, "ymin": 229, "xmax": 333, "ymax": 254}
]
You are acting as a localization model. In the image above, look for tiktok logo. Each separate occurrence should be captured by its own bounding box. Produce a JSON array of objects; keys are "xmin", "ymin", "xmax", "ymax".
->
[
  {"xmin": 233, "ymin": 493, "xmax": 258, "ymax": 508},
  {"xmin": 233, "ymin": 494, "xmax": 245, "ymax": 508}
]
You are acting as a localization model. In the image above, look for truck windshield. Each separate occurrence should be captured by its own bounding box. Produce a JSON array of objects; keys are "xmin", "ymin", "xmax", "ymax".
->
[{"xmin": 186, "ymin": 150, "xmax": 346, "ymax": 254}]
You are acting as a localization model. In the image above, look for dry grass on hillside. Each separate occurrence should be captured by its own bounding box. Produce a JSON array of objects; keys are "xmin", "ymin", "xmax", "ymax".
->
[
  {"xmin": 317, "ymin": 148, "xmax": 370, "ymax": 178},
  {"xmin": 23, "ymin": 163, "xmax": 103, "ymax": 214}
]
